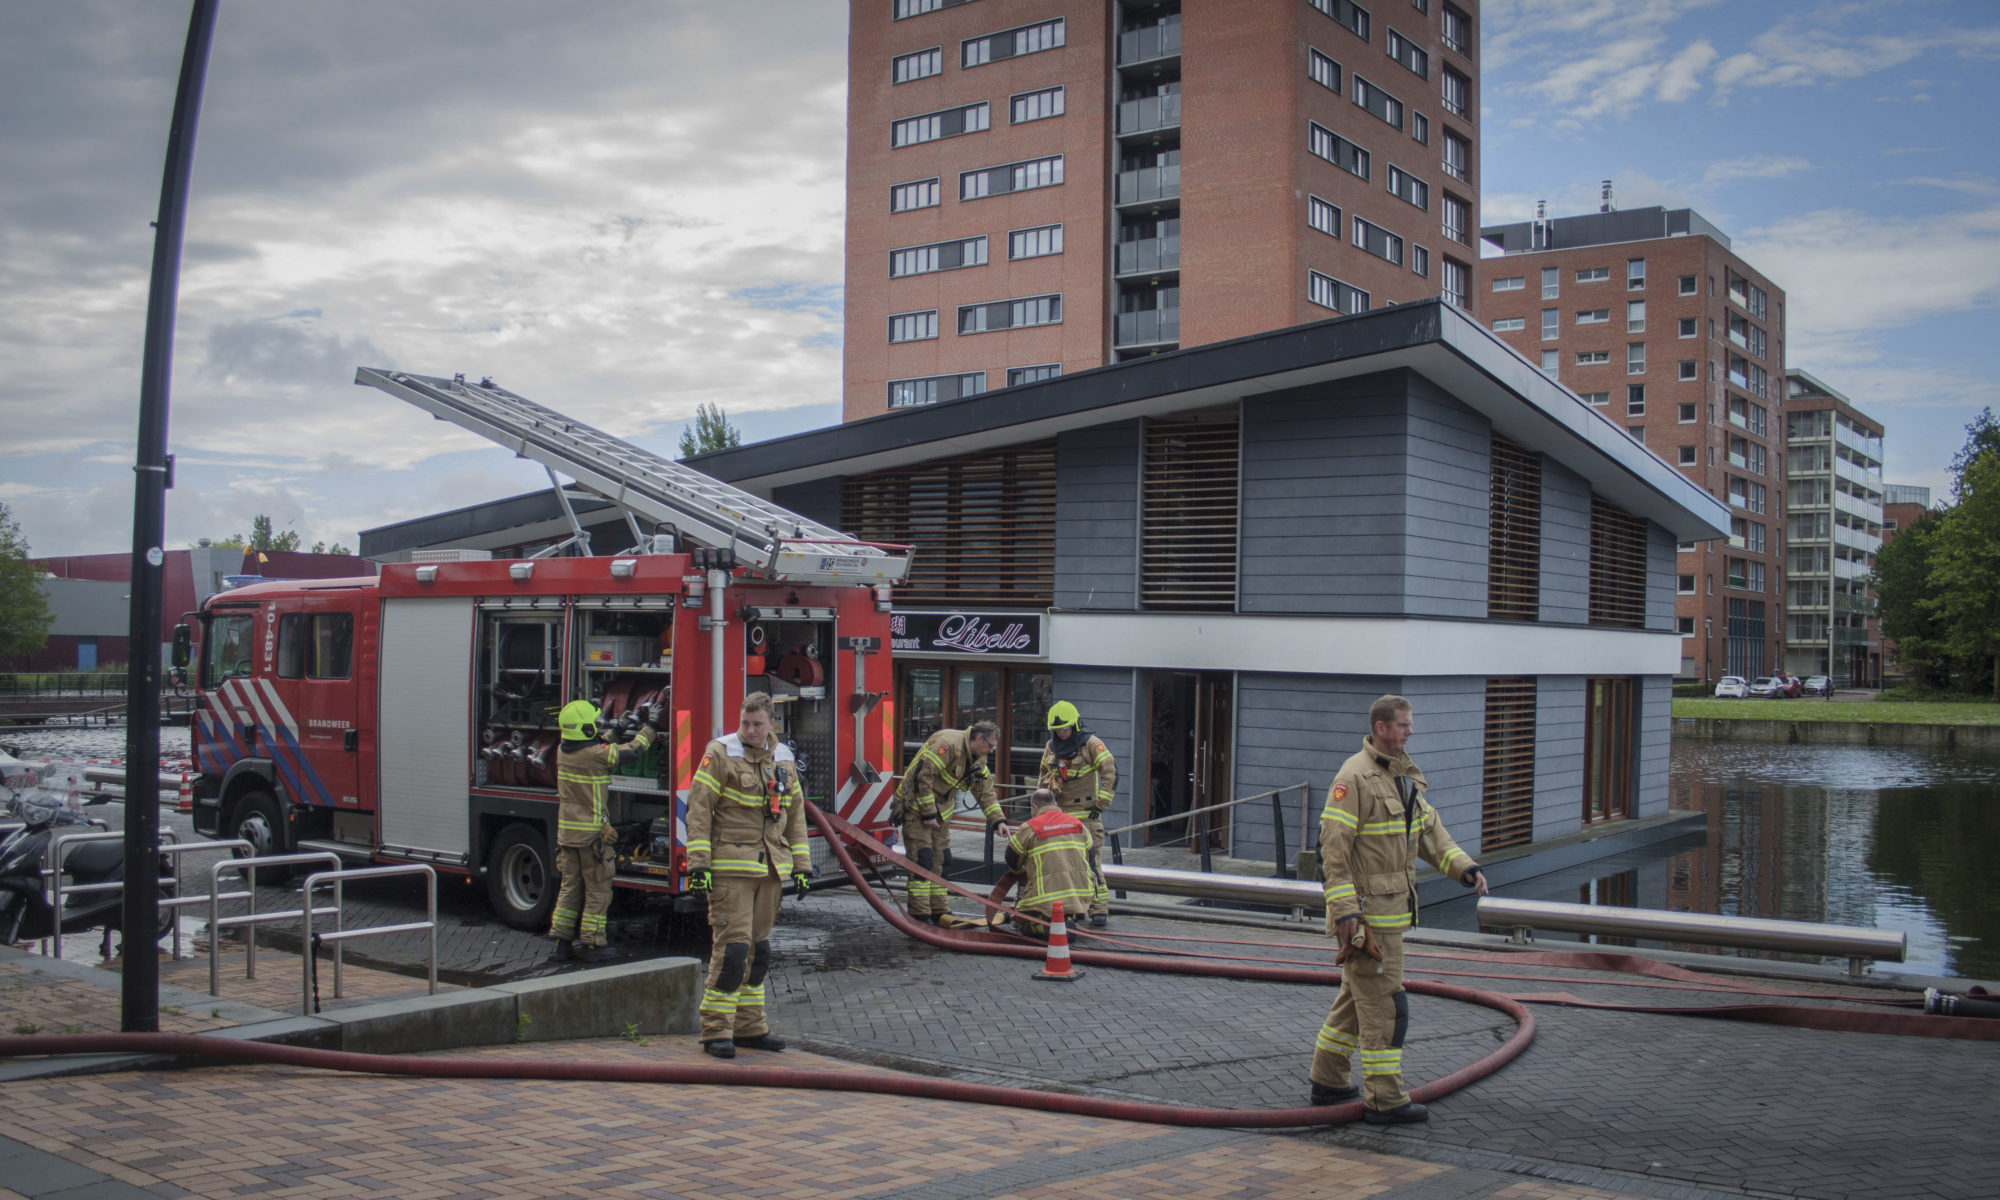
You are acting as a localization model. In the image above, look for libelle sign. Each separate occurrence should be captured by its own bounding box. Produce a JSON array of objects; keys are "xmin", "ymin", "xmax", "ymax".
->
[{"xmin": 890, "ymin": 610, "xmax": 1044, "ymax": 658}]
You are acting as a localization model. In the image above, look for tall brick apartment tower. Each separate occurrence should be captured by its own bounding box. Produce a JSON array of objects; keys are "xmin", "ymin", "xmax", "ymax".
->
[
  {"xmin": 1481, "ymin": 204, "xmax": 1786, "ymax": 684},
  {"xmin": 843, "ymin": 0, "xmax": 1481, "ymax": 421}
]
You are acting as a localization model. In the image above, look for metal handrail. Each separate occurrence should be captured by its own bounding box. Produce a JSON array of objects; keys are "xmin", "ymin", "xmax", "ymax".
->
[
  {"xmin": 151, "ymin": 838, "xmax": 249, "ymax": 961},
  {"xmin": 301, "ymin": 864, "xmax": 437, "ymax": 1014},
  {"xmin": 1476, "ymin": 897, "xmax": 1908, "ymax": 978},
  {"xmin": 1103, "ymin": 783, "xmax": 1312, "ymax": 880},
  {"xmin": 46, "ymin": 828, "xmax": 178, "ymax": 959},
  {"xmin": 207, "ymin": 851, "xmax": 344, "ymax": 995}
]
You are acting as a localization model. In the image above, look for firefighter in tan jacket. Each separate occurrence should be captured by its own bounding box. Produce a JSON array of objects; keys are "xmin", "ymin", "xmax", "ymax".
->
[
  {"xmin": 1309, "ymin": 695, "xmax": 1488, "ymax": 1125},
  {"xmin": 894, "ymin": 722, "xmax": 1006, "ymax": 925},
  {"xmin": 548, "ymin": 700, "xmax": 655, "ymax": 963},
  {"xmin": 1038, "ymin": 700, "xmax": 1117, "ymax": 926},
  {"xmin": 1004, "ymin": 788, "xmax": 1095, "ymax": 938},
  {"xmin": 685, "ymin": 692, "xmax": 811, "ymax": 1059}
]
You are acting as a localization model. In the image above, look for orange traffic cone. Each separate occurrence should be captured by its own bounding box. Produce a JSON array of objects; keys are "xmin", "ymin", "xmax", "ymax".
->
[
  {"xmin": 1034, "ymin": 900, "xmax": 1082, "ymax": 982},
  {"xmin": 175, "ymin": 772, "xmax": 193, "ymax": 813}
]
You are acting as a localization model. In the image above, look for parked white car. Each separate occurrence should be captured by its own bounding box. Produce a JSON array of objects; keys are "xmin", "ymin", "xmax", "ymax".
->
[{"xmin": 1713, "ymin": 676, "xmax": 1749, "ymax": 699}]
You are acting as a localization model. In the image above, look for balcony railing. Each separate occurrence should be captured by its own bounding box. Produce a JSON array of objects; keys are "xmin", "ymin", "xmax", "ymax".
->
[
  {"xmin": 1833, "ymin": 491, "xmax": 1884, "ymax": 526},
  {"xmin": 1115, "ymin": 307, "xmax": 1180, "ymax": 347},
  {"xmin": 1116, "ymin": 164, "xmax": 1181, "ymax": 205},
  {"xmin": 1834, "ymin": 422, "xmax": 1883, "ymax": 462},
  {"xmin": 1832, "ymin": 524, "xmax": 1883, "ymax": 555},
  {"xmin": 1117, "ymin": 91, "xmax": 1182, "ymax": 135},
  {"xmin": 1116, "ymin": 235, "xmax": 1181, "ymax": 275},
  {"xmin": 1117, "ymin": 20, "xmax": 1182, "ymax": 64}
]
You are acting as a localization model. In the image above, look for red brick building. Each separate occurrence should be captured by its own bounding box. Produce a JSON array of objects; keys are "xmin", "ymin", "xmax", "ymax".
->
[
  {"xmin": 1480, "ymin": 205, "xmax": 1786, "ymax": 684},
  {"xmin": 843, "ymin": 0, "xmax": 1481, "ymax": 421}
]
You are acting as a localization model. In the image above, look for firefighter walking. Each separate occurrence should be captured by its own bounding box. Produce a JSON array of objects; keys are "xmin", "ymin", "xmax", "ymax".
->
[
  {"xmin": 1038, "ymin": 701, "xmax": 1116, "ymax": 927},
  {"xmin": 1004, "ymin": 788, "xmax": 1094, "ymax": 938},
  {"xmin": 894, "ymin": 721, "xmax": 1006, "ymax": 925},
  {"xmin": 1309, "ymin": 695, "xmax": 1487, "ymax": 1124},
  {"xmin": 548, "ymin": 700, "xmax": 655, "ymax": 963},
  {"xmin": 685, "ymin": 692, "xmax": 813, "ymax": 1059}
]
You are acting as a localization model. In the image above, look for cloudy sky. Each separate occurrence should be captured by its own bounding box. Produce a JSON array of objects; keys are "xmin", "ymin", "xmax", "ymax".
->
[{"xmin": 2, "ymin": 0, "xmax": 1996, "ymax": 558}]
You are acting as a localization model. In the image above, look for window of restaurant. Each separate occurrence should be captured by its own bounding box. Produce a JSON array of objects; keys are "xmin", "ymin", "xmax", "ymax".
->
[{"xmin": 895, "ymin": 663, "xmax": 1052, "ymax": 807}]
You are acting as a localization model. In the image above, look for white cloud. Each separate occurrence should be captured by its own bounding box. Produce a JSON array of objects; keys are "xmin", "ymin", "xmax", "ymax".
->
[
  {"xmin": 1656, "ymin": 39, "xmax": 1718, "ymax": 102},
  {"xmin": 1701, "ymin": 156, "xmax": 1811, "ymax": 184}
]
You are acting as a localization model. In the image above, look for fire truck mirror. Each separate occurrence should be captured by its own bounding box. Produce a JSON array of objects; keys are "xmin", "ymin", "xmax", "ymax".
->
[{"xmin": 171, "ymin": 623, "xmax": 192, "ymax": 668}]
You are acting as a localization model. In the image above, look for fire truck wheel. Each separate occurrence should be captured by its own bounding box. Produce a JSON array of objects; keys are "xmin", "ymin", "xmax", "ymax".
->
[
  {"xmin": 487, "ymin": 824, "xmax": 556, "ymax": 931},
  {"xmin": 229, "ymin": 790, "xmax": 296, "ymax": 886}
]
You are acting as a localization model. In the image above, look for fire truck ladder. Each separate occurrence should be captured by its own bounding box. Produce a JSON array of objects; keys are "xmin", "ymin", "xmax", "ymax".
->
[{"xmin": 354, "ymin": 368, "xmax": 910, "ymax": 586}]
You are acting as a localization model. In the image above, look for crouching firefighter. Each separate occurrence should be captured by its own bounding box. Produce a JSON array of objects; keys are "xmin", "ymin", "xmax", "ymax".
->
[
  {"xmin": 893, "ymin": 721, "xmax": 1006, "ymax": 926},
  {"xmin": 1004, "ymin": 788, "xmax": 1094, "ymax": 938},
  {"xmin": 685, "ymin": 691, "xmax": 812, "ymax": 1059},
  {"xmin": 548, "ymin": 699, "xmax": 656, "ymax": 964}
]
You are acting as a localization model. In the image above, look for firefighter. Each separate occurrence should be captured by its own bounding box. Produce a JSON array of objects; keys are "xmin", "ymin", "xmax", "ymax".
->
[
  {"xmin": 1004, "ymin": 788, "xmax": 1094, "ymax": 939},
  {"xmin": 1038, "ymin": 701, "xmax": 1117, "ymax": 927},
  {"xmin": 685, "ymin": 691, "xmax": 811, "ymax": 1059},
  {"xmin": 547, "ymin": 699, "xmax": 656, "ymax": 964},
  {"xmin": 1309, "ymin": 695, "xmax": 1488, "ymax": 1125},
  {"xmin": 894, "ymin": 720, "xmax": 1006, "ymax": 926}
]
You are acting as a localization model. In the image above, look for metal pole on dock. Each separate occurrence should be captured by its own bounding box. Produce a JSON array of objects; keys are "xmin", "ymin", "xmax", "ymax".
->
[{"xmin": 124, "ymin": 0, "xmax": 219, "ymax": 1034}]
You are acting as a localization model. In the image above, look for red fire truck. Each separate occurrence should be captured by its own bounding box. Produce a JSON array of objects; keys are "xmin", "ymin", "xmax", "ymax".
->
[{"xmin": 177, "ymin": 371, "xmax": 909, "ymax": 929}]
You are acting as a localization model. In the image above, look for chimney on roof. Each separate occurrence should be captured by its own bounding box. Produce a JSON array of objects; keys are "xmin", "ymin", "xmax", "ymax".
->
[{"xmin": 1600, "ymin": 180, "xmax": 1615, "ymax": 213}]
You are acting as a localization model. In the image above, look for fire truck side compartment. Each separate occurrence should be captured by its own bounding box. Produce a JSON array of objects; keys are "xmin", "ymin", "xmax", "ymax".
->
[{"xmin": 377, "ymin": 596, "xmax": 477, "ymax": 864}]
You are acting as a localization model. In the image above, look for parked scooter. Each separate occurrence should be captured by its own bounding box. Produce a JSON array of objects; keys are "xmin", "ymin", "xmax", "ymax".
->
[{"xmin": 0, "ymin": 765, "xmax": 173, "ymax": 957}]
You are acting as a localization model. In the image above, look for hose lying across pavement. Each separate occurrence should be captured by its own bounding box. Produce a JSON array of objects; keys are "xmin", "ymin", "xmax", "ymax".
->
[{"xmin": 0, "ymin": 803, "xmax": 1536, "ymax": 1128}]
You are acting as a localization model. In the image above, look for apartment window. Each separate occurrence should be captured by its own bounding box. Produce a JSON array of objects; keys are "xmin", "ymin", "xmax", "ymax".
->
[
  {"xmin": 890, "ymin": 236, "xmax": 988, "ymax": 277},
  {"xmin": 1576, "ymin": 266, "xmax": 1609, "ymax": 283},
  {"xmin": 1442, "ymin": 2, "xmax": 1471, "ymax": 53},
  {"xmin": 1308, "ymin": 195, "xmax": 1341, "ymax": 237},
  {"xmin": 1580, "ymin": 392, "xmax": 1609, "ymax": 406},
  {"xmin": 1010, "ymin": 86, "xmax": 1065, "ymax": 124},
  {"xmin": 1541, "ymin": 308, "xmax": 1559, "ymax": 340},
  {"xmin": 1678, "ymin": 445, "xmax": 1697, "ymax": 466},
  {"xmin": 1678, "ymin": 274, "xmax": 1697, "ymax": 297},
  {"xmin": 1387, "ymin": 29, "xmax": 1429, "ymax": 77},
  {"xmin": 893, "ymin": 101, "xmax": 989, "ymax": 147},
  {"xmin": 1492, "ymin": 317, "xmax": 1525, "ymax": 332},
  {"xmin": 1539, "ymin": 267, "xmax": 1560, "ymax": 301},
  {"xmin": 1677, "ymin": 360, "xmax": 1697, "ymax": 382},
  {"xmin": 963, "ymin": 18, "xmax": 1065, "ymax": 67},
  {"xmin": 1492, "ymin": 275, "xmax": 1524, "ymax": 292},
  {"xmin": 1575, "ymin": 350, "xmax": 1609, "ymax": 365},
  {"xmin": 1386, "ymin": 165, "xmax": 1429, "ymax": 210},
  {"xmin": 1310, "ymin": 0, "xmax": 1370, "ymax": 41},
  {"xmin": 1309, "ymin": 47, "xmax": 1341, "ymax": 93},
  {"xmin": 1678, "ymin": 317, "xmax": 1697, "ymax": 339},
  {"xmin": 1442, "ymin": 130, "xmax": 1469, "ymax": 182},
  {"xmin": 1441, "ymin": 66, "xmax": 1470, "ymax": 118},
  {"xmin": 1627, "ymin": 343, "xmax": 1646, "ymax": 374},
  {"xmin": 895, "ymin": 0, "xmax": 975, "ymax": 16},
  {"xmin": 1354, "ymin": 76, "xmax": 1404, "ymax": 128},
  {"xmin": 1678, "ymin": 402, "xmax": 1697, "ymax": 423},
  {"xmin": 959, "ymin": 293, "xmax": 1062, "ymax": 334},
  {"xmin": 1539, "ymin": 349, "xmax": 1558, "ymax": 372},
  {"xmin": 888, "ymin": 310, "xmax": 938, "ymax": 343},
  {"xmin": 1627, "ymin": 258, "xmax": 1646, "ymax": 290},
  {"xmin": 887, "ymin": 372, "xmax": 984, "ymax": 409},
  {"xmin": 1678, "ymin": 616, "xmax": 1696, "ymax": 637},
  {"xmin": 1310, "ymin": 122, "xmax": 1370, "ymax": 179},
  {"xmin": 962, "ymin": 154, "xmax": 1063, "ymax": 199},
  {"xmin": 1441, "ymin": 192, "xmax": 1468, "ymax": 244},
  {"xmin": 890, "ymin": 178, "xmax": 941, "ymax": 212},
  {"xmin": 1626, "ymin": 384, "xmax": 1645, "ymax": 416},
  {"xmin": 1626, "ymin": 299, "xmax": 1645, "ymax": 332},
  {"xmin": 1007, "ymin": 364, "xmax": 1061, "ymax": 387},
  {"xmin": 1309, "ymin": 269, "xmax": 1370, "ymax": 315},
  {"xmin": 1576, "ymin": 309, "xmax": 1609, "ymax": 325},
  {"xmin": 1008, "ymin": 224, "xmax": 1063, "ymax": 259},
  {"xmin": 1412, "ymin": 112, "xmax": 1429, "ymax": 144},
  {"xmin": 1411, "ymin": 244, "xmax": 1430, "ymax": 276},
  {"xmin": 1441, "ymin": 257, "xmax": 1469, "ymax": 309},
  {"xmin": 1627, "ymin": 426, "xmax": 1646, "ymax": 443},
  {"xmin": 893, "ymin": 47, "xmax": 943, "ymax": 83}
]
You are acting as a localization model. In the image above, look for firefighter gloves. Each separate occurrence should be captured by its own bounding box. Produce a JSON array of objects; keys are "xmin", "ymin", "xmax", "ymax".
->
[
  {"xmin": 688, "ymin": 868, "xmax": 714, "ymax": 894},
  {"xmin": 792, "ymin": 869, "xmax": 813, "ymax": 899}
]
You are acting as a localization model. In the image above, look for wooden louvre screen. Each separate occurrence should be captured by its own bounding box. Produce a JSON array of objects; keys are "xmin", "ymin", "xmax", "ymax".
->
[
  {"xmin": 1488, "ymin": 434, "xmax": 1542, "ymax": 620},
  {"xmin": 1141, "ymin": 414, "xmax": 1239, "ymax": 611},
  {"xmin": 1481, "ymin": 676, "xmax": 1537, "ymax": 851},
  {"xmin": 841, "ymin": 440, "xmax": 1056, "ymax": 606},
  {"xmin": 1588, "ymin": 494, "xmax": 1648, "ymax": 628}
]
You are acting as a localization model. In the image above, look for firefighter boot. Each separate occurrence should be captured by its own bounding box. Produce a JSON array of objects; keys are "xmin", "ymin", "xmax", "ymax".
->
[
  {"xmin": 735, "ymin": 1033, "xmax": 786, "ymax": 1052},
  {"xmin": 549, "ymin": 939, "xmax": 575, "ymax": 963},
  {"xmin": 1363, "ymin": 1101, "xmax": 1429, "ymax": 1125},
  {"xmin": 1311, "ymin": 1081, "xmax": 1361, "ymax": 1105},
  {"xmin": 578, "ymin": 944, "xmax": 618, "ymax": 964},
  {"xmin": 702, "ymin": 1038, "xmax": 736, "ymax": 1059}
]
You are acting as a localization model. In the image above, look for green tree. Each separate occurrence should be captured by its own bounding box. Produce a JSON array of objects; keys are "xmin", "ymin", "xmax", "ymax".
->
[
  {"xmin": 247, "ymin": 514, "xmax": 302, "ymax": 553},
  {"xmin": 676, "ymin": 403, "xmax": 742, "ymax": 459},
  {"xmin": 1928, "ymin": 450, "xmax": 2000, "ymax": 699},
  {"xmin": 1948, "ymin": 408, "xmax": 2000, "ymax": 501},
  {"xmin": 0, "ymin": 503, "xmax": 54, "ymax": 659},
  {"xmin": 1872, "ymin": 510, "xmax": 1954, "ymax": 688},
  {"xmin": 309, "ymin": 541, "xmax": 352, "ymax": 556}
]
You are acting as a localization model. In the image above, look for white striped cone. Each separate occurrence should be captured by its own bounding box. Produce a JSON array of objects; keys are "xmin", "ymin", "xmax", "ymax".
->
[
  {"xmin": 1034, "ymin": 900, "xmax": 1082, "ymax": 981},
  {"xmin": 175, "ymin": 772, "xmax": 193, "ymax": 812}
]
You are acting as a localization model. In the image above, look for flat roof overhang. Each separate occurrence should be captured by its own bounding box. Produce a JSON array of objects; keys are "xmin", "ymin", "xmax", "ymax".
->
[{"xmin": 692, "ymin": 299, "xmax": 1730, "ymax": 543}]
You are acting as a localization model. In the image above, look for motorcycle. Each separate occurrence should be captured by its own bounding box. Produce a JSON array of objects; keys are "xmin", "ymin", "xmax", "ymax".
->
[{"xmin": 0, "ymin": 766, "xmax": 174, "ymax": 957}]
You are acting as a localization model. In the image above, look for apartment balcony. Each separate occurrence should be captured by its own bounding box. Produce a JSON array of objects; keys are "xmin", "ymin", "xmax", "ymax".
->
[
  {"xmin": 1115, "ymin": 235, "xmax": 1181, "ymax": 276},
  {"xmin": 1115, "ymin": 307, "xmax": 1180, "ymax": 347},
  {"xmin": 1116, "ymin": 164, "xmax": 1181, "ymax": 206},
  {"xmin": 1117, "ymin": 20, "xmax": 1182, "ymax": 65},
  {"xmin": 1833, "ymin": 491, "xmax": 1884, "ymax": 526},
  {"xmin": 1835, "ymin": 422, "xmax": 1883, "ymax": 461},
  {"xmin": 1832, "ymin": 524, "xmax": 1883, "ymax": 555},
  {"xmin": 1117, "ymin": 92, "xmax": 1182, "ymax": 136},
  {"xmin": 1833, "ymin": 455, "xmax": 1884, "ymax": 491}
]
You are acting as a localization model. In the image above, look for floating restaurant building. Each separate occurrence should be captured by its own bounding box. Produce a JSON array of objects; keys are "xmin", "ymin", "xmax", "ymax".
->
[{"xmin": 361, "ymin": 302, "xmax": 1727, "ymax": 870}]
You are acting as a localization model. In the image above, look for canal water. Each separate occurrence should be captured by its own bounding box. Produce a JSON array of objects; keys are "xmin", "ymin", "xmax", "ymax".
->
[{"xmin": 8, "ymin": 724, "xmax": 1997, "ymax": 981}]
